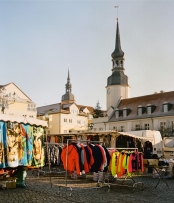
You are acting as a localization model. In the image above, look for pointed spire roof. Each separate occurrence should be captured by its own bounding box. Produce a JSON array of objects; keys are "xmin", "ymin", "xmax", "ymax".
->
[
  {"xmin": 111, "ymin": 19, "xmax": 124, "ymax": 59},
  {"xmin": 66, "ymin": 68, "xmax": 71, "ymax": 91},
  {"xmin": 61, "ymin": 69, "xmax": 75, "ymax": 102}
]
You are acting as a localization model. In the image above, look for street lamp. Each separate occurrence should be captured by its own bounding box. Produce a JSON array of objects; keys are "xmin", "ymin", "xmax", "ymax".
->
[{"xmin": 0, "ymin": 87, "xmax": 16, "ymax": 114}]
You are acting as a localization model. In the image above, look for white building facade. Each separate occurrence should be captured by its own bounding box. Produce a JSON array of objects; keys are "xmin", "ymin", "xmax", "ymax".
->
[{"xmin": 0, "ymin": 82, "xmax": 36, "ymax": 118}]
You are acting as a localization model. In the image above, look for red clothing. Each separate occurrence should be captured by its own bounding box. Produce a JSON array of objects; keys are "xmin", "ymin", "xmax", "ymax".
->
[
  {"xmin": 87, "ymin": 146, "xmax": 94, "ymax": 170},
  {"xmin": 61, "ymin": 144, "xmax": 80, "ymax": 175}
]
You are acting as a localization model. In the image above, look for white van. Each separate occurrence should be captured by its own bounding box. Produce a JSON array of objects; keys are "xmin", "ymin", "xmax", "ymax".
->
[{"xmin": 163, "ymin": 137, "xmax": 174, "ymax": 159}]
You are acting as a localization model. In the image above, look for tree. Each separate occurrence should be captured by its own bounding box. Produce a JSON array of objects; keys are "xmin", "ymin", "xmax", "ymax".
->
[{"xmin": 92, "ymin": 101, "xmax": 104, "ymax": 118}]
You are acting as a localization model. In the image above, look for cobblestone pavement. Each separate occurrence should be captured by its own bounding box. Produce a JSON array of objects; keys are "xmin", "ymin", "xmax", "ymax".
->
[{"xmin": 0, "ymin": 174, "xmax": 174, "ymax": 203}]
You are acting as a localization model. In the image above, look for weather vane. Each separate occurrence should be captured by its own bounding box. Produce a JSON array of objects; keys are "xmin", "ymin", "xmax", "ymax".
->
[{"xmin": 114, "ymin": 6, "xmax": 119, "ymax": 20}]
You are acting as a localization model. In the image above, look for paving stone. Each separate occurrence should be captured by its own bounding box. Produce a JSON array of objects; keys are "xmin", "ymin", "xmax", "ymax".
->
[{"xmin": 0, "ymin": 175, "xmax": 174, "ymax": 203}]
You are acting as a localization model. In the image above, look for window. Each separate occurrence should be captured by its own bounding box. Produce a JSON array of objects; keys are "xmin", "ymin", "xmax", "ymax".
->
[
  {"xmin": 164, "ymin": 138, "xmax": 174, "ymax": 148},
  {"xmin": 93, "ymin": 128, "xmax": 97, "ymax": 131},
  {"xmin": 120, "ymin": 126, "xmax": 125, "ymax": 132},
  {"xmin": 123, "ymin": 109, "xmax": 127, "ymax": 117},
  {"xmin": 113, "ymin": 126, "xmax": 117, "ymax": 131},
  {"xmin": 172, "ymin": 121, "xmax": 174, "ymax": 131},
  {"xmin": 77, "ymin": 120, "xmax": 81, "ymax": 124},
  {"xmin": 138, "ymin": 108, "xmax": 142, "ymax": 116},
  {"xmin": 144, "ymin": 123, "xmax": 150, "ymax": 130},
  {"xmin": 64, "ymin": 130, "xmax": 67, "ymax": 133},
  {"xmin": 69, "ymin": 130, "xmax": 72, "ymax": 133},
  {"xmin": 135, "ymin": 124, "xmax": 141, "ymax": 130},
  {"xmin": 163, "ymin": 104, "xmax": 168, "ymax": 112},
  {"xmin": 163, "ymin": 102, "xmax": 172, "ymax": 113},
  {"xmin": 27, "ymin": 103, "xmax": 36, "ymax": 111},
  {"xmin": 69, "ymin": 119, "xmax": 72, "ymax": 123},
  {"xmin": 99, "ymin": 128, "xmax": 103, "ymax": 131},
  {"xmin": 115, "ymin": 111, "xmax": 119, "ymax": 118},
  {"xmin": 64, "ymin": 118, "xmax": 67, "ymax": 122},
  {"xmin": 160, "ymin": 122, "xmax": 166, "ymax": 131},
  {"xmin": 147, "ymin": 106, "xmax": 151, "ymax": 115}
]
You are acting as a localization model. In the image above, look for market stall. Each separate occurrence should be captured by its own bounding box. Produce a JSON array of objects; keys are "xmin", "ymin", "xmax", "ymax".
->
[{"xmin": 0, "ymin": 114, "xmax": 47, "ymax": 189}]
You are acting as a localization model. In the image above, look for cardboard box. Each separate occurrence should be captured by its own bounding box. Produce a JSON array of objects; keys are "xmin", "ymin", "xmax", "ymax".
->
[
  {"xmin": 143, "ymin": 159, "xmax": 159, "ymax": 166},
  {"xmin": 148, "ymin": 159, "xmax": 158, "ymax": 166},
  {"xmin": 0, "ymin": 177, "xmax": 17, "ymax": 189}
]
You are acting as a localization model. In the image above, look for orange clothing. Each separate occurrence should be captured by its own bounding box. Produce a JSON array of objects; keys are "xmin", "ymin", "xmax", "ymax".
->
[{"xmin": 61, "ymin": 144, "xmax": 80, "ymax": 175}]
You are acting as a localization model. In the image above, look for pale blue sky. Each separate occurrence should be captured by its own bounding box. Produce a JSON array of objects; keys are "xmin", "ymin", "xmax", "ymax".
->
[{"xmin": 0, "ymin": 0, "xmax": 174, "ymax": 110}]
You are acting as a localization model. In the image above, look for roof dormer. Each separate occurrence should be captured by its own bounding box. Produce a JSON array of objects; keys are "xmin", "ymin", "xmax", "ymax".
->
[
  {"xmin": 137, "ymin": 105, "xmax": 146, "ymax": 116},
  {"xmin": 147, "ymin": 104, "xmax": 156, "ymax": 115},
  {"xmin": 162, "ymin": 101, "xmax": 173, "ymax": 113}
]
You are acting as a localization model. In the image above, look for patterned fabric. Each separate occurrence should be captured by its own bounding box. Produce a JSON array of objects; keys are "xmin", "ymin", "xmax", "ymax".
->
[{"xmin": 0, "ymin": 121, "xmax": 45, "ymax": 168}]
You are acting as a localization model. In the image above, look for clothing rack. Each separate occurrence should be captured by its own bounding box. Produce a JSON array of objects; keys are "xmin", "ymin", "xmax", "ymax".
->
[
  {"xmin": 105, "ymin": 147, "xmax": 144, "ymax": 192},
  {"xmin": 44, "ymin": 136, "xmax": 66, "ymax": 188},
  {"xmin": 65, "ymin": 139, "xmax": 105, "ymax": 187}
]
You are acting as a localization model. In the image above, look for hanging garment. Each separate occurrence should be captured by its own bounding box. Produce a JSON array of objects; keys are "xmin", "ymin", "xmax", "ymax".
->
[
  {"xmin": 111, "ymin": 151, "xmax": 120, "ymax": 177},
  {"xmin": 80, "ymin": 144, "xmax": 89, "ymax": 173},
  {"xmin": 61, "ymin": 144, "xmax": 80, "ymax": 175},
  {"xmin": 88, "ymin": 144, "xmax": 102, "ymax": 172},
  {"xmin": 0, "ymin": 121, "xmax": 6, "ymax": 168},
  {"xmin": 96, "ymin": 145, "xmax": 107, "ymax": 171},
  {"xmin": 102, "ymin": 145, "xmax": 111, "ymax": 172},
  {"xmin": 6, "ymin": 128, "xmax": 19, "ymax": 167},
  {"xmin": 32, "ymin": 126, "xmax": 45, "ymax": 167},
  {"xmin": 84, "ymin": 145, "xmax": 94, "ymax": 171}
]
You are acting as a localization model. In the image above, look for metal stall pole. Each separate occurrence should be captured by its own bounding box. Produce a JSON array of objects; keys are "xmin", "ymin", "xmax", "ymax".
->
[
  {"xmin": 65, "ymin": 139, "xmax": 69, "ymax": 186},
  {"xmin": 45, "ymin": 134, "xmax": 52, "ymax": 187}
]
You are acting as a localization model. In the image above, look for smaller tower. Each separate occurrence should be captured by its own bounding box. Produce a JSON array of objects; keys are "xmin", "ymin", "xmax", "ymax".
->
[{"xmin": 62, "ymin": 69, "xmax": 75, "ymax": 103}]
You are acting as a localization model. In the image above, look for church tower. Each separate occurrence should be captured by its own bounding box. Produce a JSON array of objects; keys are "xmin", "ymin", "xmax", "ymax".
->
[
  {"xmin": 106, "ymin": 19, "xmax": 130, "ymax": 110},
  {"xmin": 62, "ymin": 69, "xmax": 76, "ymax": 103}
]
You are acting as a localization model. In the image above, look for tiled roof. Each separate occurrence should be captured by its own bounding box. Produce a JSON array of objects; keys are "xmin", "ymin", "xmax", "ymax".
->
[
  {"xmin": 109, "ymin": 91, "xmax": 174, "ymax": 121},
  {"xmin": 37, "ymin": 103, "xmax": 61, "ymax": 115},
  {"xmin": 37, "ymin": 103, "xmax": 94, "ymax": 116},
  {"xmin": 76, "ymin": 105, "xmax": 94, "ymax": 114}
]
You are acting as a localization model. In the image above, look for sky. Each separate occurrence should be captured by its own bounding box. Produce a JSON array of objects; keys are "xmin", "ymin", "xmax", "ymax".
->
[{"xmin": 0, "ymin": 0, "xmax": 174, "ymax": 110}]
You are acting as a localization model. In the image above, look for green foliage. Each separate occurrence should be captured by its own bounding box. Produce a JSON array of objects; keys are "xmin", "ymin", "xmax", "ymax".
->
[{"xmin": 93, "ymin": 101, "xmax": 104, "ymax": 118}]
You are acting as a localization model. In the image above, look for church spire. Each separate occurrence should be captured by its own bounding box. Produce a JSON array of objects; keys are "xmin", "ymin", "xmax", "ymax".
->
[
  {"xmin": 61, "ymin": 69, "xmax": 75, "ymax": 103},
  {"xmin": 111, "ymin": 19, "xmax": 124, "ymax": 59},
  {"xmin": 66, "ymin": 68, "xmax": 71, "ymax": 93}
]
